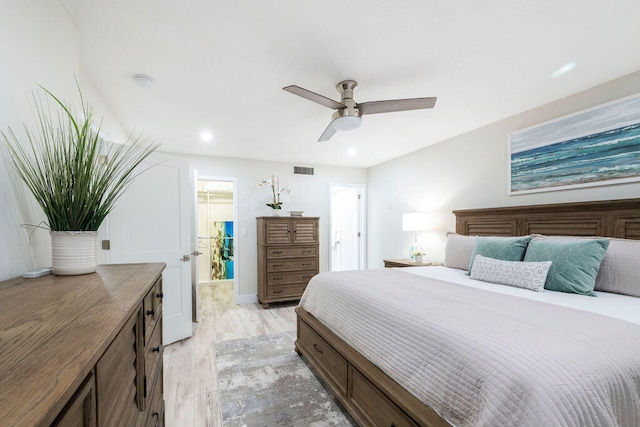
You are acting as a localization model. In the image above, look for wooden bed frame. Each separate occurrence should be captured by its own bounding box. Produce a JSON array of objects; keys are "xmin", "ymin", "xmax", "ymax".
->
[{"xmin": 295, "ymin": 198, "xmax": 640, "ymax": 426}]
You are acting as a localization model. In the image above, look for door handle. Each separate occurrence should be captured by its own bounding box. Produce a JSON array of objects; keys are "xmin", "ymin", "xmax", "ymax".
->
[
  {"xmin": 191, "ymin": 250, "xmax": 202, "ymax": 256},
  {"xmin": 181, "ymin": 254, "xmax": 191, "ymax": 262}
]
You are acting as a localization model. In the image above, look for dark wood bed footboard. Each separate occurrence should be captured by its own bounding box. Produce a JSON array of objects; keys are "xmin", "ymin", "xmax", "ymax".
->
[{"xmin": 295, "ymin": 306, "xmax": 451, "ymax": 427}]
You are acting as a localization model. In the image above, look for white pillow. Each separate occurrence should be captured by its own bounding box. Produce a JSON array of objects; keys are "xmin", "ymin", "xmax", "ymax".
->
[
  {"xmin": 469, "ymin": 255, "xmax": 552, "ymax": 292},
  {"xmin": 443, "ymin": 233, "xmax": 475, "ymax": 270}
]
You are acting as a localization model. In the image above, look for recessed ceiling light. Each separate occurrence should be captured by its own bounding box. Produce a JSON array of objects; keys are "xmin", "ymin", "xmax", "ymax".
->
[
  {"xmin": 347, "ymin": 148, "xmax": 357, "ymax": 156},
  {"xmin": 200, "ymin": 131, "xmax": 213, "ymax": 142},
  {"xmin": 551, "ymin": 62, "xmax": 576, "ymax": 78},
  {"xmin": 134, "ymin": 74, "xmax": 154, "ymax": 88}
]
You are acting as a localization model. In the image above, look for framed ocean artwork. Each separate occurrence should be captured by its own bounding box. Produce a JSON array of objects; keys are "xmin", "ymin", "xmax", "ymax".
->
[{"xmin": 509, "ymin": 93, "xmax": 640, "ymax": 195}]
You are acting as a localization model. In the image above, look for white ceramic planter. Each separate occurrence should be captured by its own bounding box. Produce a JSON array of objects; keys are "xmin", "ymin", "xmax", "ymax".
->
[
  {"xmin": 51, "ymin": 231, "xmax": 98, "ymax": 275},
  {"xmin": 271, "ymin": 209, "xmax": 283, "ymax": 216},
  {"xmin": 414, "ymin": 255, "xmax": 424, "ymax": 263}
]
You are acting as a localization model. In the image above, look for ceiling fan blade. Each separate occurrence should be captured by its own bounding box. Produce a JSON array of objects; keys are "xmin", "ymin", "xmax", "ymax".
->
[
  {"xmin": 318, "ymin": 122, "xmax": 337, "ymax": 142},
  {"xmin": 359, "ymin": 97, "xmax": 437, "ymax": 115},
  {"xmin": 283, "ymin": 85, "xmax": 346, "ymax": 110}
]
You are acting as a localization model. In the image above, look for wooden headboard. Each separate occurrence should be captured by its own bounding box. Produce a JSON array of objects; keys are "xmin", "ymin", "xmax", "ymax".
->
[{"xmin": 454, "ymin": 198, "xmax": 640, "ymax": 240}]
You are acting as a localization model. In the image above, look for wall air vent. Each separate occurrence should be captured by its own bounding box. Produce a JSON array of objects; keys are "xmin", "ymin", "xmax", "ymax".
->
[{"xmin": 294, "ymin": 166, "xmax": 314, "ymax": 175}]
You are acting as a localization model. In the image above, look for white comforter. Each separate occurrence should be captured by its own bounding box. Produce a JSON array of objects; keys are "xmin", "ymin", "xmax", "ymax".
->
[{"xmin": 299, "ymin": 267, "xmax": 640, "ymax": 427}]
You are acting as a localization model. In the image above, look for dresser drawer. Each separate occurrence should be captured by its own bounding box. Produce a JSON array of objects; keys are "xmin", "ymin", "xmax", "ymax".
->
[
  {"xmin": 267, "ymin": 246, "xmax": 317, "ymax": 259},
  {"xmin": 143, "ymin": 365, "xmax": 164, "ymax": 427},
  {"xmin": 267, "ymin": 271, "xmax": 316, "ymax": 285},
  {"xmin": 144, "ymin": 321, "xmax": 163, "ymax": 407},
  {"xmin": 349, "ymin": 367, "xmax": 418, "ymax": 427},
  {"xmin": 143, "ymin": 278, "xmax": 163, "ymax": 345},
  {"xmin": 266, "ymin": 283, "xmax": 307, "ymax": 299},
  {"xmin": 96, "ymin": 312, "xmax": 140, "ymax": 427},
  {"xmin": 298, "ymin": 319, "xmax": 348, "ymax": 395},
  {"xmin": 267, "ymin": 258, "xmax": 318, "ymax": 272}
]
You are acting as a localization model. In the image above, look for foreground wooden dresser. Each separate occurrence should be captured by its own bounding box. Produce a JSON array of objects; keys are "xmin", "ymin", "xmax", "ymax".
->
[
  {"xmin": 257, "ymin": 216, "xmax": 319, "ymax": 308},
  {"xmin": 0, "ymin": 263, "xmax": 165, "ymax": 427}
]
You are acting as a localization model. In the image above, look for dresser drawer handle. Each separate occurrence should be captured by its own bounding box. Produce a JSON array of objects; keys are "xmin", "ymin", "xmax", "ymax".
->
[
  {"xmin": 156, "ymin": 292, "xmax": 164, "ymax": 299},
  {"xmin": 302, "ymin": 250, "xmax": 312, "ymax": 254},
  {"xmin": 302, "ymin": 263, "xmax": 312, "ymax": 267},
  {"xmin": 272, "ymin": 251, "xmax": 283, "ymax": 255},
  {"xmin": 272, "ymin": 264, "xmax": 283, "ymax": 267},
  {"xmin": 272, "ymin": 277, "xmax": 283, "ymax": 281},
  {"xmin": 313, "ymin": 343, "xmax": 323, "ymax": 354},
  {"xmin": 146, "ymin": 309, "xmax": 155, "ymax": 316},
  {"xmin": 302, "ymin": 275, "xmax": 313, "ymax": 279},
  {"xmin": 273, "ymin": 290, "xmax": 283, "ymax": 294},
  {"xmin": 153, "ymin": 412, "xmax": 160, "ymax": 427},
  {"xmin": 153, "ymin": 346, "xmax": 161, "ymax": 353}
]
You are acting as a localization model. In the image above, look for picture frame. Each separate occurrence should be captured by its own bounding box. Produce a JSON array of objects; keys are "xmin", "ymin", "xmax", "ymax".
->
[{"xmin": 508, "ymin": 93, "xmax": 640, "ymax": 195}]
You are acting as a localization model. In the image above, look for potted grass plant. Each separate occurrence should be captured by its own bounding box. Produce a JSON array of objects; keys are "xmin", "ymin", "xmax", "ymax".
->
[{"xmin": 2, "ymin": 84, "xmax": 159, "ymax": 275}]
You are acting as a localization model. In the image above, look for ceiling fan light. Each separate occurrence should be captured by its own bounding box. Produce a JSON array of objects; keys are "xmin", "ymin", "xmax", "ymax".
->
[{"xmin": 332, "ymin": 115, "xmax": 362, "ymax": 131}]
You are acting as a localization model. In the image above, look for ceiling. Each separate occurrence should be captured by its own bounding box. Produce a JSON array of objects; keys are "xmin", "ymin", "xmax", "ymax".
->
[{"xmin": 60, "ymin": 0, "xmax": 640, "ymax": 168}]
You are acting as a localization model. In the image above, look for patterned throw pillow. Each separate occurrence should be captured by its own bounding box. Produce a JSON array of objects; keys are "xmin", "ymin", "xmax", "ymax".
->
[{"xmin": 470, "ymin": 255, "xmax": 552, "ymax": 292}]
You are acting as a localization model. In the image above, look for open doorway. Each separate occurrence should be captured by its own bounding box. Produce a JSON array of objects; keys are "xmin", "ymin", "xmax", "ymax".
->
[
  {"xmin": 197, "ymin": 179, "xmax": 234, "ymax": 284},
  {"xmin": 194, "ymin": 178, "xmax": 237, "ymax": 316},
  {"xmin": 329, "ymin": 183, "xmax": 366, "ymax": 271}
]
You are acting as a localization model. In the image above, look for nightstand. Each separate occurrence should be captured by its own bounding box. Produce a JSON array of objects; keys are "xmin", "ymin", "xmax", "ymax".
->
[{"xmin": 383, "ymin": 259, "xmax": 435, "ymax": 268}]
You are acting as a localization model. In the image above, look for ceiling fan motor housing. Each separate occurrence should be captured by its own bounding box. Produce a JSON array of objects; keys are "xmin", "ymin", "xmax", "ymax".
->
[{"xmin": 332, "ymin": 79, "xmax": 362, "ymax": 130}]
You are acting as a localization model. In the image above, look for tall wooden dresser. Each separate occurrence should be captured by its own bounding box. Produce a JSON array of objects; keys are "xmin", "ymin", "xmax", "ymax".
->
[
  {"xmin": 0, "ymin": 263, "xmax": 165, "ymax": 427},
  {"xmin": 257, "ymin": 216, "xmax": 319, "ymax": 308}
]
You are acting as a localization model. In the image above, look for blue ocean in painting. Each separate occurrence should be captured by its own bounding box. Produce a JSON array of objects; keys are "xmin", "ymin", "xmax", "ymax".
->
[{"xmin": 511, "ymin": 123, "xmax": 640, "ymax": 192}]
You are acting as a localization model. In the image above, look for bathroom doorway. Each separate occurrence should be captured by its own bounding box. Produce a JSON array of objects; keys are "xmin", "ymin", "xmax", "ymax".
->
[{"xmin": 196, "ymin": 178, "xmax": 236, "ymax": 292}]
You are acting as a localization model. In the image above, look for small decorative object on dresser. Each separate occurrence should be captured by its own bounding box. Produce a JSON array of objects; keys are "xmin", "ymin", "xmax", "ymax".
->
[
  {"xmin": 258, "ymin": 174, "xmax": 292, "ymax": 215},
  {"xmin": 257, "ymin": 216, "xmax": 319, "ymax": 308}
]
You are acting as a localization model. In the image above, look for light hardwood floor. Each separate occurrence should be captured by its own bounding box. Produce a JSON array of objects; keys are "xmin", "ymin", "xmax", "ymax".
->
[{"xmin": 163, "ymin": 282, "xmax": 298, "ymax": 426}]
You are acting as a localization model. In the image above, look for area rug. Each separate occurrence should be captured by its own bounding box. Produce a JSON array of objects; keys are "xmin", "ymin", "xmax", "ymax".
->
[{"xmin": 216, "ymin": 330, "xmax": 356, "ymax": 426}]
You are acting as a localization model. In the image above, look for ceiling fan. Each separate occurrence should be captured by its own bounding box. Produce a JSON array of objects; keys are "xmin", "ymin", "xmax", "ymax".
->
[{"xmin": 283, "ymin": 80, "xmax": 437, "ymax": 142}]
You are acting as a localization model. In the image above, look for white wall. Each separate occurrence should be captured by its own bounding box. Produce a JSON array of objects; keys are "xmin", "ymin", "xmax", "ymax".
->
[
  {"xmin": 367, "ymin": 70, "xmax": 640, "ymax": 268},
  {"xmin": 0, "ymin": 1, "xmax": 79, "ymax": 280},
  {"xmin": 174, "ymin": 154, "xmax": 367, "ymax": 299}
]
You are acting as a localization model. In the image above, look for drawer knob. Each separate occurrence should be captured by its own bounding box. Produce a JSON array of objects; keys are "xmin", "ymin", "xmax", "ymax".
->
[
  {"xmin": 153, "ymin": 346, "xmax": 161, "ymax": 353},
  {"xmin": 146, "ymin": 309, "xmax": 155, "ymax": 316},
  {"xmin": 153, "ymin": 412, "xmax": 160, "ymax": 427},
  {"xmin": 272, "ymin": 263, "xmax": 283, "ymax": 267},
  {"xmin": 273, "ymin": 277, "xmax": 283, "ymax": 281},
  {"xmin": 273, "ymin": 290, "xmax": 283, "ymax": 294},
  {"xmin": 156, "ymin": 292, "xmax": 164, "ymax": 299},
  {"xmin": 313, "ymin": 343, "xmax": 323, "ymax": 354}
]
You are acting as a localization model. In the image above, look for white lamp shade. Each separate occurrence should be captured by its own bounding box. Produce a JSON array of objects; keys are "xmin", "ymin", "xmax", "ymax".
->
[{"xmin": 402, "ymin": 212, "xmax": 432, "ymax": 231}]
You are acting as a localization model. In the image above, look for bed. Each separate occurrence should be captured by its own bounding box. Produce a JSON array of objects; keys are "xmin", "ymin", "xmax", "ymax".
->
[{"xmin": 294, "ymin": 198, "xmax": 640, "ymax": 427}]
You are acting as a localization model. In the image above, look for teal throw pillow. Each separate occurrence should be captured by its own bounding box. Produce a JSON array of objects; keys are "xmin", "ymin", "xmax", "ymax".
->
[
  {"xmin": 467, "ymin": 236, "xmax": 532, "ymax": 273},
  {"xmin": 523, "ymin": 239, "xmax": 610, "ymax": 296}
]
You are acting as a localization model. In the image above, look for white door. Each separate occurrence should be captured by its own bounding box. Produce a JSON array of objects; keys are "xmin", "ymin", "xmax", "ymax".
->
[
  {"xmin": 330, "ymin": 184, "xmax": 366, "ymax": 271},
  {"xmin": 108, "ymin": 153, "xmax": 193, "ymax": 345}
]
